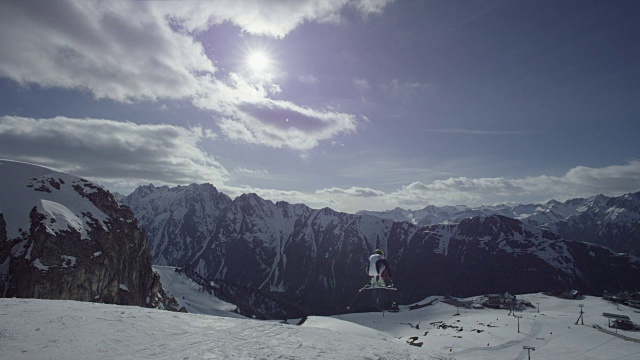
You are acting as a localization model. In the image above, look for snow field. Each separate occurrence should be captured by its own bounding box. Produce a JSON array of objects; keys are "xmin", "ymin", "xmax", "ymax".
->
[
  {"xmin": 156, "ymin": 263, "xmax": 640, "ymax": 359},
  {"xmin": 328, "ymin": 293, "xmax": 640, "ymax": 359},
  {"xmin": 3, "ymin": 266, "xmax": 640, "ymax": 359},
  {"xmin": 0, "ymin": 298, "xmax": 429, "ymax": 360}
]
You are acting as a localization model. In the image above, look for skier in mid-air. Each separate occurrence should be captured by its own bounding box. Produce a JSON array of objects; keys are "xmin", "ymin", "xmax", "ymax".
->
[{"xmin": 368, "ymin": 249, "xmax": 392, "ymax": 287}]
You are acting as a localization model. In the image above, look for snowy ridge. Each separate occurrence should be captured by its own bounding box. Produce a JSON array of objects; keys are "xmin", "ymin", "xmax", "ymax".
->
[
  {"xmin": 357, "ymin": 195, "xmax": 616, "ymax": 227},
  {"xmin": 359, "ymin": 192, "xmax": 640, "ymax": 255},
  {"xmin": 123, "ymin": 183, "xmax": 232, "ymax": 265},
  {"xmin": 0, "ymin": 160, "xmax": 110, "ymax": 240}
]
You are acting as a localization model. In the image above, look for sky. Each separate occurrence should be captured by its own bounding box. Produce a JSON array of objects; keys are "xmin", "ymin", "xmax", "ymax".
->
[{"xmin": 1, "ymin": 0, "xmax": 639, "ymax": 213}]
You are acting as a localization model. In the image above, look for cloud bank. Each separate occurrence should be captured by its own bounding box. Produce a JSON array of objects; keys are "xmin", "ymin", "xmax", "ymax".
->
[
  {"xmin": 1, "ymin": 115, "xmax": 638, "ymax": 212},
  {"xmin": 0, "ymin": 116, "xmax": 228, "ymax": 190},
  {"xmin": 308, "ymin": 161, "xmax": 640, "ymax": 212}
]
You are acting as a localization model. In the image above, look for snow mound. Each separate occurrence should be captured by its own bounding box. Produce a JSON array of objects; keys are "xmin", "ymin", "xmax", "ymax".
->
[{"xmin": 0, "ymin": 160, "xmax": 109, "ymax": 240}]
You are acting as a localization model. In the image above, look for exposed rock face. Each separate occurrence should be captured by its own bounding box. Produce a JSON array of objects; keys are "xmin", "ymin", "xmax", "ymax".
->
[
  {"xmin": 396, "ymin": 216, "xmax": 640, "ymax": 300},
  {"xmin": 124, "ymin": 184, "xmax": 640, "ymax": 315},
  {"xmin": 0, "ymin": 160, "xmax": 179, "ymax": 310}
]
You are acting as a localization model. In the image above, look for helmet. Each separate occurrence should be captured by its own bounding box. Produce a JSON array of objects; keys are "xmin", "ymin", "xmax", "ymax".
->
[{"xmin": 374, "ymin": 249, "xmax": 384, "ymax": 256}]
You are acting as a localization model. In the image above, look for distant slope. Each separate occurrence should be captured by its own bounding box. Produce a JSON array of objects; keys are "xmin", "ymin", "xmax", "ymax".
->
[{"xmin": 153, "ymin": 265, "xmax": 244, "ymax": 318}]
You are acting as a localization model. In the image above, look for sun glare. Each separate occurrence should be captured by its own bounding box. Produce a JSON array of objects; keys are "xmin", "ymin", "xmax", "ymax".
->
[{"xmin": 247, "ymin": 51, "xmax": 270, "ymax": 73}]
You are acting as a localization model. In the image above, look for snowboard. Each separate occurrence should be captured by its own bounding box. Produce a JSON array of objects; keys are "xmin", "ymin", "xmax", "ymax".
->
[{"xmin": 359, "ymin": 284, "xmax": 397, "ymax": 291}]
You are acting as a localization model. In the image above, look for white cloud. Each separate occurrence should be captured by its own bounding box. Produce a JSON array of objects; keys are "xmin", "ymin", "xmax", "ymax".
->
[
  {"xmin": 422, "ymin": 128, "xmax": 533, "ymax": 135},
  {"xmin": 143, "ymin": 160, "xmax": 640, "ymax": 214},
  {"xmin": 0, "ymin": 0, "xmax": 391, "ymax": 100},
  {"xmin": 0, "ymin": 0, "xmax": 215, "ymax": 102},
  {"xmin": 0, "ymin": 0, "xmax": 389, "ymax": 150},
  {"xmin": 298, "ymin": 74, "xmax": 319, "ymax": 84},
  {"xmin": 353, "ymin": 0, "xmax": 395, "ymax": 17},
  {"xmin": 155, "ymin": 0, "xmax": 394, "ymax": 38},
  {"xmin": 353, "ymin": 78, "xmax": 371, "ymax": 93},
  {"xmin": 247, "ymin": 161, "xmax": 640, "ymax": 213},
  {"xmin": 317, "ymin": 186, "xmax": 385, "ymax": 197},
  {"xmin": 0, "ymin": 116, "xmax": 229, "ymax": 191},
  {"xmin": 384, "ymin": 161, "xmax": 640, "ymax": 209},
  {"xmin": 379, "ymin": 79, "xmax": 434, "ymax": 97},
  {"xmin": 233, "ymin": 167, "xmax": 270, "ymax": 177},
  {"xmin": 197, "ymin": 76, "xmax": 359, "ymax": 150}
]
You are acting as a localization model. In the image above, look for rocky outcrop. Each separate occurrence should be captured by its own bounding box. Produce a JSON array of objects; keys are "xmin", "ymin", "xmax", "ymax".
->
[{"xmin": 0, "ymin": 160, "xmax": 180, "ymax": 311}]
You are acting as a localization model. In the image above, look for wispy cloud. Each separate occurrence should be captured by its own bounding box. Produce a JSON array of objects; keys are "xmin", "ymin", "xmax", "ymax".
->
[
  {"xmin": 0, "ymin": 116, "xmax": 228, "ymax": 191},
  {"xmin": 379, "ymin": 79, "xmax": 434, "ymax": 96},
  {"xmin": 422, "ymin": 128, "xmax": 533, "ymax": 135},
  {"xmin": 353, "ymin": 78, "xmax": 371, "ymax": 93},
  {"xmin": 196, "ymin": 77, "xmax": 360, "ymax": 150},
  {"xmin": 233, "ymin": 167, "xmax": 270, "ymax": 175},
  {"xmin": 317, "ymin": 186, "xmax": 385, "ymax": 198},
  {"xmin": 298, "ymin": 74, "xmax": 319, "ymax": 84}
]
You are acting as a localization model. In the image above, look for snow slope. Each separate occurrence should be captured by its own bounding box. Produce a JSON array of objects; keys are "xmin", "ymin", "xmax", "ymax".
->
[
  {"xmin": 153, "ymin": 270, "xmax": 640, "ymax": 359},
  {"xmin": 153, "ymin": 265, "xmax": 244, "ymax": 319},
  {"xmin": 4, "ymin": 293, "xmax": 640, "ymax": 359},
  {"xmin": 3, "ymin": 292, "xmax": 640, "ymax": 359},
  {"xmin": 140, "ymin": 262, "xmax": 640, "ymax": 359},
  {"xmin": 0, "ymin": 298, "xmax": 430, "ymax": 360},
  {"xmin": 327, "ymin": 293, "xmax": 640, "ymax": 360}
]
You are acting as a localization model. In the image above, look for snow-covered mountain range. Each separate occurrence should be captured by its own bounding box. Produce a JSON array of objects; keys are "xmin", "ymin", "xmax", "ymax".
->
[
  {"xmin": 358, "ymin": 192, "xmax": 640, "ymax": 255},
  {"xmin": 122, "ymin": 184, "xmax": 640, "ymax": 315},
  {"xmin": 0, "ymin": 160, "xmax": 178, "ymax": 310}
]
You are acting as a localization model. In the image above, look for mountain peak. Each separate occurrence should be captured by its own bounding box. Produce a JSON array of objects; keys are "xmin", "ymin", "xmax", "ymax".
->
[{"xmin": 0, "ymin": 160, "xmax": 110, "ymax": 239}]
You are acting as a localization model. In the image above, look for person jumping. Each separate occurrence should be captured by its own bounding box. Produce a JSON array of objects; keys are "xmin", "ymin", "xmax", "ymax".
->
[{"xmin": 368, "ymin": 249, "xmax": 393, "ymax": 287}]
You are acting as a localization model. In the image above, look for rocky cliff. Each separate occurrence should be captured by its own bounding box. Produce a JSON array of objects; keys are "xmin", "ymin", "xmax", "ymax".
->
[{"xmin": 0, "ymin": 160, "xmax": 180, "ymax": 310}]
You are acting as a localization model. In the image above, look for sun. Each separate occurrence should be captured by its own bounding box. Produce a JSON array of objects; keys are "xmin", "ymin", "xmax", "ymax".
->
[{"xmin": 246, "ymin": 51, "xmax": 271, "ymax": 73}]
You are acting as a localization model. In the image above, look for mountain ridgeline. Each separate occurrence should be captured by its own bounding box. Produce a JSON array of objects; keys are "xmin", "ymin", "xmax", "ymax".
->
[
  {"xmin": 358, "ymin": 193, "xmax": 640, "ymax": 256},
  {"xmin": 123, "ymin": 184, "xmax": 640, "ymax": 315}
]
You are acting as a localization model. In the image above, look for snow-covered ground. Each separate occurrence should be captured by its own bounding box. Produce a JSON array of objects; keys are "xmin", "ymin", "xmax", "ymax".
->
[
  {"xmin": 325, "ymin": 293, "xmax": 640, "ymax": 359},
  {"xmin": 3, "ymin": 267, "xmax": 640, "ymax": 359},
  {"xmin": 0, "ymin": 299, "xmax": 430, "ymax": 359},
  {"xmin": 152, "ymin": 266, "xmax": 244, "ymax": 319}
]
